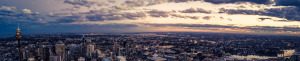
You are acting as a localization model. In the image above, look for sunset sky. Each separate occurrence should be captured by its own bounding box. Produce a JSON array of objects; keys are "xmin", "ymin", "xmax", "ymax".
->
[{"xmin": 1, "ymin": 0, "xmax": 300, "ymax": 38}]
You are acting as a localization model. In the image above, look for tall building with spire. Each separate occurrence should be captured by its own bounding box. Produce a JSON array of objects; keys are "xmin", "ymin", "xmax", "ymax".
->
[
  {"xmin": 81, "ymin": 35, "xmax": 88, "ymax": 57},
  {"xmin": 15, "ymin": 23, "xmax": 22, "ymax": 61}
]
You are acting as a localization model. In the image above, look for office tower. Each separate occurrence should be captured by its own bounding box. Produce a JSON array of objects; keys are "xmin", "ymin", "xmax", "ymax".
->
[
  {"xmin": 39, "ymin": 45, "xmax": 50, "ymax": 61},
  {"xmin": 92, "ymin": 50, "xmax": 98, "ymax": 59},
  {"xmin": 113, "ymin": 38, "xmax": 118, "ymax": 56},
  {"xmin": 86, "ymin": 39, "xmax": 94, "ymax": 57},
  {"xmin": 25, "ymin": 50, "xmax": 31, "ymax": 58},
  {"xmin": 20, "ymin": 50, "xmax": 31, "ymax": 61},
  {"xmin": 117, "ymin": 56, "xmax": 126, "ymax": 61},
  {"xmin": 65, "ymin": 48, "xmax": 71, "ymax": 61},
  {"xmin": 15, "ymin": 23, "xmax": 22, "ymax": 61},
  {"xmin": 21, "ymin": 51, "xmax": 27, "ymax": 60},
  {"xmin": 69, "ymin": 44, "xmax": 78, "ymax": 61},
  {"xmin": 117, "ymin": 47, "xmax": 126, "ymax": 61},
  {"xmin": 27, "ymin": 58, "xmax": 35, "ymax": 61},
  {"xmin": 81, "ymin": 35, "xmax": 87, "ymax": 57},
  {"xmin": 82, "ymin": 35, "xmax": 86, "ymax": 44},
  {"xmin": 124, "ymin": 41, "xmax": 131, "ymax": 56},
  {"xmin": 91, "ymin": 59, "xmax": 97, "ymax": 61},
  {"xmin": 183, "ymin": 52, "xmax": 187, "ymax": 61},
  {"xmin": 102, "ymin": 58, "xmax": 112, "ymax": 61},
  {"xmin": 49, "ymin": 46, "xmax": 56, "ymax": 55},
  {"xmin": 123, "ymin": 41, "xmax": 126, "ymax": 48},
  {"xmin": 118, "ymin": 47, "xmax": 121, "ymax": 56},
  {"xmin": 55, "ymin": 41, "xmax": 65, "ymax": 61},
  {"xmin": 78, "ymin": 57, "xmax": 85, "ymax": 61},
  {"xmin": 33, "ymin": 48, "xmax": 40, "ymax": 59},
  {"xmin": 71, "ymin": 45, "xmax": 81, "ymax": 61},
  {"xmin": 50, "ymin": 55, "xmax": 61, "ymax": 61}
]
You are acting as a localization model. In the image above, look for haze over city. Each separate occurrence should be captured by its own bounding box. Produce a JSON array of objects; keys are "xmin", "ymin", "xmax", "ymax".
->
[
  {"xmin": 1, "ymin": 0, "xmax": 300, "ymax": 38},
  {"xmin": 3, "ymin": 0, "xmax": 300, "ymax": 61}
]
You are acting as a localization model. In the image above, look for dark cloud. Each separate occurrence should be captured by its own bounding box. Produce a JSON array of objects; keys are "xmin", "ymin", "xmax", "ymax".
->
[
  {"xmin": 122, "ymin": 0, "xmax": 199, "ymax": 7},
  {"xmin": 147, "ymin": 0, "xmax": 169, "ymax": 6},
  {"xmin": 144, "ymin": 23, "xmax": 300, "ymax": 33},
  {"xmin": 48, "ymin": 8, "xmax": 146, "ymax": 22},
  {"xmin": 220, "ymin": 7, "xmax": 300, "ymax": 21},
  {"xmin": 204, "ymin": 0, "xmax": 273, "ymax": 4},
  {"xmin": 86, "ymin": 14, "xmax": 125, "ymax": 21},
  {"xmin": 123, "ymin": 0, "xmax": 145, "ymax": 7},
  {"xmin": 61, "ymin": 7, "xmax": 80, "ymax": 11},
  {"xmin": 244, "ymin": 26, "xmax": 300, "ymax": 32},
  {"xmin": 0, "ymin": 6, "xmax": 16, "ymax": 13},
  {"xmin": 202, "ymin": 16, "xmax": 211, "ymax": 20},
  {"xmin": 64, "ymin": 0, "xmax": 108, "ymax": 7},
  {"xmin": 113, "ymin": 6, "xmax": 125, "ymax": 10},
  {"xmin": 258, "ymin": 18, "xmax": 272, "ymax": 21},
  {"xmin": 147, "ymin": 10, "xmax": 170, "ymax": 17},
  {"xmin": 122, "ymin": 12, "xmax": 147, "ymax": 20},
  {"xmin": 102, "ymin": 24, "xmax": 139, "ymax": 28},
  {"xmin": 180, "ymin": 8, "xmax": 212, "ymax": 14},
  {"xmin": 47, "ymin": 13, "xmax": 69, "ymax": 17},
  {"xmin": 107, "ymin": 0, "xmax": 116, "ymax": 3},
  {"xmin": 190, "ymin": 16, "xmax": 200, "ymax": 20},
  {"xmin": 85, "ymin": 12, "xmax": 146, "ymax": 21},
  {"xmin": 173, "ymin": 0, "xmax": 195, "ymax": 3},
  {"xmin": 144, "ymin": 23, "xmax": 235, "ymax": 28},
  {"xmin": 170, "ymin": 14, "xmax": 201, "ymax": 20},
  {"xmin": 86, "ymin": 11, "xmax": 146, "ymax": 21},
  {"xmin": 84, "ymin": 11, "xmax": 146, "ymax": 21},
  {"xmin": 170, "ymin": 14, "xmax": 187, "ymax": 18},
  {"xmin": 0, "ymin": 6, "xmax": 43, "ymax": 23},
  {"xmin": 52, "ymin": 16, "xmax": 83, "ymax": 23},
  {"xmin": 274, "ymin": 0, "xmax": 300, "ymax": 6}
]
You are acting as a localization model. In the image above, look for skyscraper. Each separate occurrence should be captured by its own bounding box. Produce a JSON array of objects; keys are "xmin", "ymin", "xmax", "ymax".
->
[
  {"xmin": 38, "ymin": 45, "xmax": 50, "ymax": 61},
  {"xmin": 15, "ymin": 23, "xmax": 22, "ymax": 61},
  {"xmin": 27, "ymin": 58, "xmax": 35, "ymax": 61},
  {"xmin": 86, "ymin": 39, "xmax": 94, "ymax": 57},
  {"xmin": 69, "ymin": 44, "xmax": 79, "ymax": 61},
  {"xmin": 55, "ymin": 41, "xmax": 65, "ymax": 61},
  {"xmin": 50, "ymin": 55, "xmax": 61, "ymax": 61},
  {"xmin": 81, "ymin": 35, "xmax": 87, "ymax": 57},
  {"xmin": 65, "ymin": 48, "xmax": 71, "ymax": 61},
  {"xmin": 78, "ymin": 57, "xmax": 85, "ymax": 61},
  {"xmin": 21, "ymin": 50, "xmax": 30, "ymax": 60}
]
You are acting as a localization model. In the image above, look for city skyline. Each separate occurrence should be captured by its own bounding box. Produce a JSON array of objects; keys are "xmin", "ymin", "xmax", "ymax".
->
[{"xmin": 2, "ymin": 0, "xmax": 300, "ymax": 38}]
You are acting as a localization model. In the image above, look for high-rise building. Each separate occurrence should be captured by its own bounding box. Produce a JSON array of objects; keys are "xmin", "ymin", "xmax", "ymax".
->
[
  {"xmin": 78, "ymin": 57, "xmax": 85, "ymax": 61},
  {"xmin": 49, "ymin": 46, "xmax": 56, "ymax": 56},
  {"xmin": 39, "ymin": 45, "xmax": 50, "ymax": 61},
  {"xmin": 65, "ymin": 48, "xmax": 71, "ymax": 61},
  {"xmin": 117, "ymin": 56, "xmax": 126, "ymax": 61},
  {"xmin": 69, "ymin": 44, "xmax": 80, "ymax": 61},
  {"xmin": 20, "ymin": 50, "xmax": 31, "ymax": 61},
  {"xmin": 102, "ymin": 58, "xmax": 112, "ymax": 61},
  {"xmin": 15, "ymin": 23, "xmax": 22, "ymax": 61},
  {"xmin": 55, "ymin": 41, "xmax": 65, "ymax": 61},
  {"xmin": 92, "ymin": 50, "xmax": 98, "ymax": 59},
  {"xmin": 86, "ymin": 39, "xmax": 94, "ymax": 57},
  {"xmin": 27, "ymin": 58, "xmax": 35, "ymax": 61},
  {"xmin": 50, "ymin": 55, "xmax": 61, "ymax": 61},
  {"xmin": 21, "ymin": 51, "xmax": 27, "ymax": 60},
  {"xmin": 81, "ymin": 35, "xmax": 87, "ymax": 57},
  {"xmin": 113, "ymin": 38, "xmax": 118, "ymax": 56}
]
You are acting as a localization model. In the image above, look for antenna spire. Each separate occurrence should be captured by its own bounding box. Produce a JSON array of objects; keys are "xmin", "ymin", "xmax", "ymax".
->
[{"xmin": 18, "ymin": 23, "xmax": 19, "ymax": 29}]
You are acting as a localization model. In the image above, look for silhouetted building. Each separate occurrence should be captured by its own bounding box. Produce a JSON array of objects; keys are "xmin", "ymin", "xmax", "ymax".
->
[
  {"xmin": 50, "ymin": 55, "xmax": 61, "ymax": 61},
  {"xmin": 55, "ymin": 41, "xmax": 65, "ymax": 61}
]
